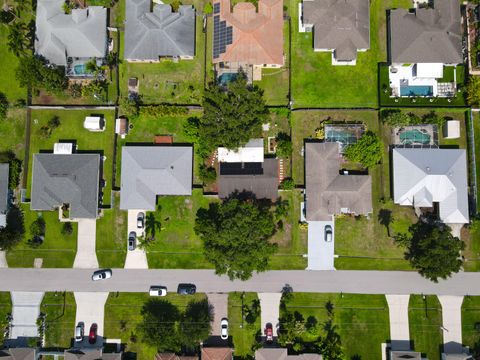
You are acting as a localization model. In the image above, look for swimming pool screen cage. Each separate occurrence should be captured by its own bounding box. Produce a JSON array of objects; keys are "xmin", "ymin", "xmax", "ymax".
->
[
  {"xmin": 325, "ymin": 124, "xmax": 365, "ymax": 152},
  {"xmin": 392, "ymin": 124, "xmax": 439, "ymax": 148}
]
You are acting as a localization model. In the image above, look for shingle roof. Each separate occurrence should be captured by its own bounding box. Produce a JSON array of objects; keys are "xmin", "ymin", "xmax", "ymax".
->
[
  {"xmin": 389, "ymin": 0, "xmax": 462, "ymax": 64},
  {"xmin": 0, "ymin": 163, "xmax": 9, "ymax": 215},
  {"xmin": 213, "ymin": 0, "xmax": 284, "ymax": 65},
  {"xmin": 305, "ymin": 142, "xmax": 372, "ymax": 221},
  {"xmin": 255, "ymin": 349, "xmax": 323, "ymax": 360},
  {"xmin": 0, "ymin": 348, "xmax": 36, "ymax": 360},
  {"xmin": 35, "ymin": 0, "xmax": 107, "ymax": 66},
  {"xmin": 31, "ymin": 154, "xmax": 100, "ymax": 219},
  {"xmin": 155, "ymin": 353, "xmax": 198, "ymax": 360},
  {"xmin": 120, "ymin": 146, "xmax": 193, "ymax": 210},
  {"xmin": 302, "ymin": 0, "xmax": 370, "ymax": 61},
  {"xmin": 124, "ymin": 0, "xmax": 195, "ymax": 60},
  {"xmin": 200, "ymin": 348, "xmax": 232, "ymax": 360},
  {"xmin": 390, "ymin": 351, "xmax": 422, "ymax": 360},
  {"xmin": 392, "ymin": 148, "xmax": 469, "ymax": 224},
  {"xmin": 64, "ymin": 349, "xmax": 123, "ymax": 360}
]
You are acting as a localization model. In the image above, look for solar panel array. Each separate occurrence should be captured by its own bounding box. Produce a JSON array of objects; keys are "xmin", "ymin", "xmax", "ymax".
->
[{"xmin": 213, "ymin": 4, "xmax": 233, "ymax": 59}]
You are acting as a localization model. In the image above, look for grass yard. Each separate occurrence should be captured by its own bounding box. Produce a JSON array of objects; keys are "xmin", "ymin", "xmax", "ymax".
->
[
  {"xmin": 462, "ymin": 296, "xmax": 480, "ymax": 350},
  {"xmin": 228, "ymin": 292, "xmax": 260, "ymax": 358},
  {"xmin": 409, "ymin": 295, "xmax": 443, "ymax": 360},
  {"xmin": 104, "ymin": 292, "xmax": 207, "ymax": 360},
  {"xmin": 282, "ymin": 293, "xmax": 390, "ymax": 360},
  {"xmin": 27, "ymin": 109, "xmax": 116, "ymax": 207},
  {"xmin": 119, "ymin": 16, "xmax": 205, "ymax": 105},
  {"xmin": 96, "ymin": 193, "xmax": 127, "ymax": 268},
  {"xmin": 0, "ymin": 108, "xmax": 26, "ymax": 160},
  {"xmin": 41, "ymin": 292, "xmax": 76, "ymax": 348},
  {"xmin": 0, "ymin": 292, "xmax": 12, "ymax": 344},
  {"xmin": 6, "ymin": 204, "xmax": 77, "ymax": 268}
]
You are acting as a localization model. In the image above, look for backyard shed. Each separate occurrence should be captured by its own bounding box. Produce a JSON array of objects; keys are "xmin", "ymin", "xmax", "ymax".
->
[
  {"xmin": 84, "ymin": 116, "xmax": 105, "ymax": 132},
  {"xmin": 53, "ymin": 143, "xmax": 73, "ymax": 154},
  {"xmin": 443, "ymin": 120, "xmax": 460, "ymax": 139},
  {"xmin": 115, "ymin": 118, "xmax": 128, "ymax": 138}
]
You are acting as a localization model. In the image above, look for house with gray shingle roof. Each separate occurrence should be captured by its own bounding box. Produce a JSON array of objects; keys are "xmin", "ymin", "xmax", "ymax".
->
[
  {"xmin": 124, "ymin": 0, "xmax": 195, "ymax": 62},
  {"xmin": 31, "ymin": 153, "xmax": 100, "ymax": 219},
  {"xmin": 0, "ymin": 163, "xmax": 9, "ymax": 228},
  {"xmin": 387, "ymin": 0, "xmax": 463, "ymax": 97},
  {"xmin": 299, "ymin": 0, "xmax": 370, "ymax": 65},
  {"xmin": 35, "ymin": 0, "xmax": 107, "ymax": 67},
  {"xmin": 0, "ymin": 347, "xmax": 36, "ymax": 360},
  {"xmin": 120, "ymin": 146, "xmax": 193, "ymax": 210}
]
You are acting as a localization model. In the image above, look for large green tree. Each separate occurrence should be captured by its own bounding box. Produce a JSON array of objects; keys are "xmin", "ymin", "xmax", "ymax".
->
[
  {"xmin": 177, "ymin": 298, "xmax": 212, "ymax": 347},
  {"xmin": 195, "ymin": 198, "xmax": 277, "ymax": 280},
  {"xmin": 343, "ymin": 131, "xmax": 383, "ymax": 168},
  {"xmin": 0, "ymin": 205, "xmax": 25, "ymax": 251},
  {"xmin": 199, "ymin": 75, "xmax": 268, "ymax": 151},
  {"xmin": 16, "ymin": 56, "xmax": 67, "ymax": 93}
]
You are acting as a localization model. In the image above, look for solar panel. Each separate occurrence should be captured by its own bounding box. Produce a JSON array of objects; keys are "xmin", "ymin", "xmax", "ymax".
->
[{"xmin": 214, "ymin": 3, "xmax": 220, "ymax": 14}]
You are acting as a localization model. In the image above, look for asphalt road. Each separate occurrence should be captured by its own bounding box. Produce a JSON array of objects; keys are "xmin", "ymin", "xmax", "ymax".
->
[{"xmin": 1, "ymin": 269, "xmax": 480, "ymax": 295}]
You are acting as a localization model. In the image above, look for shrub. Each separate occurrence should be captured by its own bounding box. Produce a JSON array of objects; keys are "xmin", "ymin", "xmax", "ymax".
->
[
  {"xmin": 8, "ymin": 157, "xmax": 22, "ymax": 189},
  {"xmin": 199, "ymin": 165, "xmax": 216, "ymax": 185},
  {"xmin": 275, "ymin": 132, "xmax": 292, "ymax": 158},
  {"xmin": 61, "ymin": 222, "xmax": 73, "ymax": 236},
  {"xmin": 280, "ymin": 178, "xmax": 295, "ymax": 190},
  {"xmin": 30, "ymin": 217, "xmax": 46, "ymax": 237},
  {"xmin": 343, "ymin": 131, "xmax": 383, "ymax": 168}
]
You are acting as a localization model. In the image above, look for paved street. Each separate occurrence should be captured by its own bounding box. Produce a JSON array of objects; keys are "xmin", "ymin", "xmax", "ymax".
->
[{"xmin": 1, "ymin": 269, "xmax": 480, "ymax": 295}]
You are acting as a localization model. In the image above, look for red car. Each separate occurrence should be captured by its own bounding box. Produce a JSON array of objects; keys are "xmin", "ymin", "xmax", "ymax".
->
[
  {"xmin": 265, "ymin": 323, "xmax": 273, "ymax": 342},
  {"xmin": 88, "ymin": 323, "xmax": 98, "ymax": 344}
]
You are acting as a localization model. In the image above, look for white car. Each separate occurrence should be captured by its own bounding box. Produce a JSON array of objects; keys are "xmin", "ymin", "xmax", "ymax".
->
[
  {"xmin": 220, "ymin": 318, "xmax": 228, "ymax": 340},
  {"xmin": 91, "ymin": 269, "xmax": 112, "ymax": 281},
  {"xmin": 149, "ymin": 286, "xmax": 167, "ymax": 296}
]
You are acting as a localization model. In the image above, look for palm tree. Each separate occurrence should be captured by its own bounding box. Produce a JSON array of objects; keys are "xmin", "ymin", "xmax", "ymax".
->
[
  {"xmin": 145, "ymin": 213, "xmax": 161, "ymax": 241},
  {"xmin": 7, "ymin": 22, "xmax": 29, "ymax": 56}
]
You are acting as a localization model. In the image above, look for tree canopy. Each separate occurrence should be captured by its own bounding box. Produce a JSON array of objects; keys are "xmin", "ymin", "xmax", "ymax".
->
[
  {"xmin": 16, "ymin": 56, "xmax": 68, "ymax": 94},
  {"xmin": 0, "ymin": 93, "xmax": 8, "ymax": 121},
  {"xmin": 343, "ymin": 131, "xmax": 383, "ymax": 168},
  {"xmin": 195, "ymin": 197, "xmax": 278, "ymax": 280},
  {"xmin": 0, "ymin": 205, "xmax": 25, "ymax": 251},
  {"xmin": 467, "ymin": 76, "xmax": 480, "ymax": 106}
]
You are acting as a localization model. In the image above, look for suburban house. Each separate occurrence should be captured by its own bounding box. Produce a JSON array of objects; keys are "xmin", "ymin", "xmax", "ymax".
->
[
  {"xmin": 64, "ymin": 349, "xmax": 123, "ymax": 359},
  {"xmin": 31, "ymin": 153, "xmax": 100, "ymax": 220},
  {"xmin": 387, "ymin": 0, "xmax": 463, "ymax": 97},
  {"xmin": 120, "ymin": 146, "xmax": 193, "ymax": 210},
  {"xmin": 217, "ymin": 139, "xmax": 279, "ymax": 200},
  {"xmin": 35, "ymin": 0, "xmax": 107, "ymax": 75},
  {"xmin": 390, "ymin": 351, "xmax": 421, "ymax": 360},
  {"xmin": 392, "ymin": 148, "xmax": 469, "ymax": 226},
  {"xmin": 441, "ymin": 354, "xmax": 474, "ymax": 360},
  {"xmin": 212, "ymin": 0, "xmax": 284, "ymax": 81},
  {"xmin": 155, "ymin": 354, "xmax": 198, "ymax": 360},
  {"xmin": 201, "ymin": 347, "xmax": 233, "ymax": 360},
  {"xmin": 255, "ymin": 348, "xmax": 323, "ymax": 359},
  {"xmin": 299, "ymin": 0, "xmax": 370, "ymax": 65},
  {"xmin": 0, "ymin": 348, "xmax": 36, "ymax": 359},
  {"xmin": 0, "ymin": 163, "xmax": 9, "ymax": 228},
  {"xmin": 124, "ymin": 0, "xmax": 195, "ymax": 62},
  {"xmin": 305, "ymin": 142, "xmax": 372, "ymax": 221}
]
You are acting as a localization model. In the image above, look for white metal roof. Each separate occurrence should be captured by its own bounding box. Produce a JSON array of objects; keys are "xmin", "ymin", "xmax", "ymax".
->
[
  {"xmin": 84, "ymin": 116, "xmax": 103, "ymax": 130},
  {"xmin": 416, "ymin": 63, "xmax": 444, "ymax": 78},
  {"xmin": 218, "ymin": 139, "xmax": 264, "ymax": 163},
  {"xmin": 53, "ymin": 143, "xmax": 73, "ymax": 154},
  {"xmin": 444, "ymin": 120, "xmax": 460, "ymax": 139}
]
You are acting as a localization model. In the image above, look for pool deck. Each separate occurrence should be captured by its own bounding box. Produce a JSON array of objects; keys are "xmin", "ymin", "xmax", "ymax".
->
[{"xmin": 391, "ymin": 125, "xmax": 438, "ymax": 147}]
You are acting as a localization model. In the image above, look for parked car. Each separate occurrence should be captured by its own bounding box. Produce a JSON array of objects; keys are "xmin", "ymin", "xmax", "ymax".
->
[
  {"xmin": 137, "ymin": 212, "xmax": 145, "ymax": 229},
  {"xmin": 220, "ymin": 318, "xmax": 229, "ymax": 340},
  {"xmin": 88, "ymin": 323, "xmax": 98, "ymax": 344},
  {"xmin": 177, "ymin": 283, "xmax": 196, "ymax": 295},
  {"xmin": 324, "ymin": 225, "xmax": 333, "ymax": 242},
  {"xmin": 75, "ymin": 322, "xmax": 84, "ymax": 342},
  {"xmin": 265, "ymin": 323, "xmax": 273, "ymax": 342},
  {"xmin": 149, "ymin": 286, "xmax": 167, "ymax": 296},
  {"xmin": 128, "ymin": 231, "xmax": 136, "ymax": 251},
  {"xmin": 91, "ymin": 269, "xmax": 112, "ymax": 281}
]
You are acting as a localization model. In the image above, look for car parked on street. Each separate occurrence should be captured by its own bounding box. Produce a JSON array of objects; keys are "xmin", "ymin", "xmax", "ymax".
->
[
  {"xmin": 75, "ymin": 322, "xmax": 84, "ymax": 342},
  {"xmin": 137, "ymin": 212, "xmax": 144, "ymax": 229},
  {"xmin": 149, "ymin": 286, "xmax": 167, "ymax": 296},
  {"xmin": 88, "ymin": 323, "xmax": 98, "ymax": 344},
  {"xmin": 91, "ymin": 269, "xmax": 112, "ymax": 281},
  {"xmin": 220, "ymin": 318, "xmax": 228, "ymax": 340},
  {"xmin": 324, "ymin": 225, "xmax": 332, "ymax": 242},
  {"xmin": 128, "ymin": 231, "xmax": 136, "ymax": 251},
  {"xmin": 177, "ymin": 283, "xmax": 196, "ymax": 295}
]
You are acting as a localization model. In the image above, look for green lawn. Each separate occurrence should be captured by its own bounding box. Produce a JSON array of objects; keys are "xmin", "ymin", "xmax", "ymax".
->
[
  {"xmin": 119, "ymin": 16, "xmax": 205, "ymax": 104},
  {"xmin": 6, "ymin": 204, "xmax": 77, "ymax": 268},
  {"xmin": 104, "ymin": 292, "xmax": 207, "ymax": 360},
  {"xmin": 0, "ymin": 108, "xmax": 26, "ymax": 160},
  {"xmin": 0, "ymin": 292, "xmax": 12, "ymax": 344},
  {"xmin": 462, "ymin": 296, "xmax": 480, "ymax": 350},
  {"xmin": 472, "ymin": 111, "xmax": 480, "ymax": 211},
  {"xmin": 228, "ymin": 292, "xmax": 260, "ymax": 358},
  {"xmin": 41, "ymin": 292, "xmax": 76, "ymax": 348},
  {"xmin": 96, "ymin": 193, "xmax": 127, "ymax": 268},
  {"xmin": 409, "ymin": 295, "xmax": 443, "ymax": 360},
  {"xmin": 282, "ymin": 293, "xmax": 390, "ymax": 360}
]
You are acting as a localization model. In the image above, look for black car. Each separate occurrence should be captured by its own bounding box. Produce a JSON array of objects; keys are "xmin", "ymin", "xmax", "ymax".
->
[{"xmin": 177, "ymin": 283, "xmax": 196, "ymax": 295}]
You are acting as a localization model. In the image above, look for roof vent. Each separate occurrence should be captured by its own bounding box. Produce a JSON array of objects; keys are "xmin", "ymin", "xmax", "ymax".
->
[
  {"xmin": 426, "ymin": 166, "xmax": 431, "ymax": 172},
  {"xmin": 170, "ymin": 165, "xmax": 174, "ymax": 170}
]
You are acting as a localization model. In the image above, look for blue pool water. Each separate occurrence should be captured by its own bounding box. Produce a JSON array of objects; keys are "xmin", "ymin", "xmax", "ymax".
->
[
  {"xmin": 74, "ymin": 64, "xmax": 87, "ymax": 75},
  {"xmin": 400, "ymin": 85, "xmax": 433, "ymax": 97},
  {"xmin": 218, "ymin": 73, "xmax": 237, "ymax": 85}
]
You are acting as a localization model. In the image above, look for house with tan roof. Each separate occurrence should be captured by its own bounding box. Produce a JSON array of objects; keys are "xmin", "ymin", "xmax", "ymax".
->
[
  {"xmin": 212, "ymin": 0, "xmax": 284, "ymax": 80},
  {"xmin": 201, "ymin": 347, "xmax": 233, "ymax": 360}
]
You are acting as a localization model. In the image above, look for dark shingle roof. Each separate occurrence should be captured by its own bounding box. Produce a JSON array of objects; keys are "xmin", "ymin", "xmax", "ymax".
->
[{"xmin": 0, "ymin": 163, "xmax": 9, "ymax": 215}]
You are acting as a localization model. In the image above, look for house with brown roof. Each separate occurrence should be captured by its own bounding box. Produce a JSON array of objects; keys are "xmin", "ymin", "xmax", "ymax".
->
[
  {"xmin": 255, "ymin": 348, "xmax": 323, "ymax": 360},
  {"xmin": 201, "ymin": 347, "xmax": 233, "ymax": 360},
  {"xmin": 0, "ymin": 348, "xmax": 36, "ymax": 360},
  {"xmin": 155, "ymin": 353, "xmax": 198, "ymax": 360},
  {"xmin": 212, "ymin": 0, "xmax": 284, "ymax": 80}
]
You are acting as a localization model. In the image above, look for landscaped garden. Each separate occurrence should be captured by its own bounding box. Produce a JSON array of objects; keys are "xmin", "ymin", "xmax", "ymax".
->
[
  {"xmin": 41, "ymin": 292, "xmax": 77, "ymax": 348},
  {"xmin": 0, "ymin": 292, "xmax": 12, "ymax": 344}
]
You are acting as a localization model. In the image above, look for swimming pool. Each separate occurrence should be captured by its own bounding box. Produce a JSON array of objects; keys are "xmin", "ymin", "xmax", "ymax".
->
[
  {"xmin": 326, "ymin": 129, "xmax": 358, "ymax": 145},
  {"xmin": 218, "ymin": 72, "xmax": 237, "ymax": 85},
  {"xmin": 400, "ymin": 85, "xmax": 433, "ymax": 97},
  {"xmin": 399, "ymin": 129, "xmax": 431, "ymax": 145},
  {"xmin": 74, "ymin": 64, "xmax": 87, "ymax": 75}
]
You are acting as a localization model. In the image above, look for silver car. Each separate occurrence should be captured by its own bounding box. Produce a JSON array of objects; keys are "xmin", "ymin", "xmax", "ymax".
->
[
  {"xmin": 324, "ymin": 225, "xmax": 333, "ymax": 242},
  {"xmin": 91, "ymin": 269, "xmax": 112, "ymax": 281},
  {"xmin": 128, "ymin": 231, "xmax": 136, "ymax": 251},
  {"xmin": 75, "ymin": 322, "xmax": 84, "ymax": 342},
  {"xmin": 137, "ymin": 212, "xmax": 145, "ymax": 229}
]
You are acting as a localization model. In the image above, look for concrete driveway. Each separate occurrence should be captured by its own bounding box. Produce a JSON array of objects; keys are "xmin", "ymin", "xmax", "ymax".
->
[
  {"xmin": 258, "ymin": 293, "xmax": 281, "ymax": 337},
  {"xmin": 10, "ymin": 292, "xmax": 44, "ymax": 339},
  {"xmin": 74, "ymin": 292, "xmax": 109, "ymax": 338},
  {"xmin": 307, "ymin": 220, "xmax": 334, "ymax": 270},
  {"xmin": 0, "ymin": 251, "xmax": 7, "ymax": 268},
  {"xmin": 386, "ymin": 294, "xmax": 411, "ymax": 351},
  {"xmin": 207, "ymin": 293, "xmax": 228, "ymax": 336},
  {"xmin": 438, "ymin": 295, "xmax": 464, "ymax": 354},
  {"xmin": 74, "ymin": 219, "xmax": 98, "ymax": 269},
  {"xmin": 124, "ymin": 210, "xmax": 148, "ymax": 269}
]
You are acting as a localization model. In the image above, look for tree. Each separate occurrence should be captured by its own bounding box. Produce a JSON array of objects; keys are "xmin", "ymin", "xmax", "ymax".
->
[
  {"xmin": 381, "ymin": 110, "xmax": 414, "ymax": 126},
  {"xmin": 343, "ymin": 131, "xmax": 382, "ymax": 168},
  {"xmin": 16, "ymin": 56, "xmax": 67, "ymax": 93},
  {"xmin": 199, "ymin": 74, "xmax": 267, "ymax": 151},
  {"xmin": 280, "ymin": 178, "xmax": 295, "ymax": 190},
  {"xmin": 203, "ymin": 2, "xmax": 213, "ymax": 14},
  {"xmin": 0, "ymin": 205, "xmax": 25, "ymax": 251},
  {"xmin": 177, "ymin": 298, "xmax": 212, "ymax": 348},
  {"xmin": 275, "ymin": 132, "xmax": 292, "ymax": 158},
  {"xmin": 0, "ymin": 92, "xmax": 8, "ymax": 121},
  {"xmin": 194, "ymin": 197, "xmax": 277, "ymax": 280},
  {"xmin": 48, "ymin": 116, "xmax": 60, "ymax": 129},
  {"xmin": 199, "ymin": 164, "xmax": 216, "ymax": 185},
  {"xmin": 467, "ymin": 76, "xmax": 480, "ymax": 106},
  {"xmin": 278, "ymin": 311, "xmax": 305, "ymax": 346},
  {"xmin": 378, "ymin": 209, "xmax": 393, "ymax": 237},
  {"xmin": 61, "ymin": 222, "xmax": 73, "ymax": 236},
  {"xmin": 7, "ymin": 21, "xmax": 29, "ymax": 56},
  {"xmin": 145, "ymin": 213, "xmax": 161, "ymax": 241},
  {"xmin": 119, "ymin": 97, "xmax": 139, "ymax": 117},
  {"xmin": 0, "ymin": 10, "xmax": 15, "ymax": 24},
  {"xmin": 317, "ymin": 319, "xmax": 344, "ymax": 360},
  {"xmin": 30, "ymin": 217, "xmax": 46, "ymax": 237},
  {"xmin": 396, "ymin": 216, "xmax": 465, "ymax": 282}
]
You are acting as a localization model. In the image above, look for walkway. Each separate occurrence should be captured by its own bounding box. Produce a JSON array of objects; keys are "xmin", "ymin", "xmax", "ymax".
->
[
  {"xmin": 207, "ymin": 293, "xmax": 228, "ymax": 337},
  {"xmin": 0, "ymin": 251, "xmax": 7, "ymax": 268},
  {"xmin": 307, "ymin": 220, "xmax": 335, "ymax": 270},
  {"xmin": 73, "ymin": 219, "xmax": 98, "ymax": 269},
  {"xmin": 386, "ymin": 294, "xmax": 411, "ymax": 351},
  {"xmin": 438, "ymin": 296, "xmax": 464, "ymax": 354},
  {"xmin": 74, "ymin": 292, "xmax": 109, "ymax": 338},
  {"xmin": 258, "ymin": 293, "xmax": 281, "ymax": 337},
  {"xmin": 124, "ymin": 210, "xmax": 148, "ymax": 269},
  {"xmin": 10, "ymin": 292, "xmax": 44, "ymax": 340}
]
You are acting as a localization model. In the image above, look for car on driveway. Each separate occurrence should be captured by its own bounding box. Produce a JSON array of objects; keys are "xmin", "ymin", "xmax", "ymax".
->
[
  {"xmin": 324, "ymin": 225, "xmax": 333, "ymax": 242},
  {"xmin": 128, "ymin": 231, "xmax": 136, "ymax": 251},
  {"xmin": 75, "ymin": 322, "xmax": 84, "ymax": 342},
  {"xmin": 149, "ymin": 286, "xmax": 167, "ymax": 296},
  {"xmin": 88, "ymin": 323, "xmax": 98, "ymax": 344},
  {"xmin": 220, "ymin": 318, "xmax": 228, "ymax": 340},
  {"xmin": 265, "ymin": 323, "xmax": 273, "ymax": 342},
  {"xmin": 177, "ymin": 283, "xmax": 196, "ymax": 295},
  {"xmin": 137, "ymin": 212, "xmax": 145, "ymax": 229},
  {"xmin": 91, "ymin": 269, "xmax": 112, "ymax": 281}
]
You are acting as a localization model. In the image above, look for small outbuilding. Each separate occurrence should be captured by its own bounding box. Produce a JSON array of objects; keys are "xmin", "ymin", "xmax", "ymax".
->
[
  {"xmin": 443, "ymin": 120, "xmax": 460, "ymax": 139},
  {"xmin": 115, "ymin": 117, "xmax": 128, "ymax": 138},
  {"xmin": 84, "ymin": 116, "xmax": 105, "ymax": 132}
]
